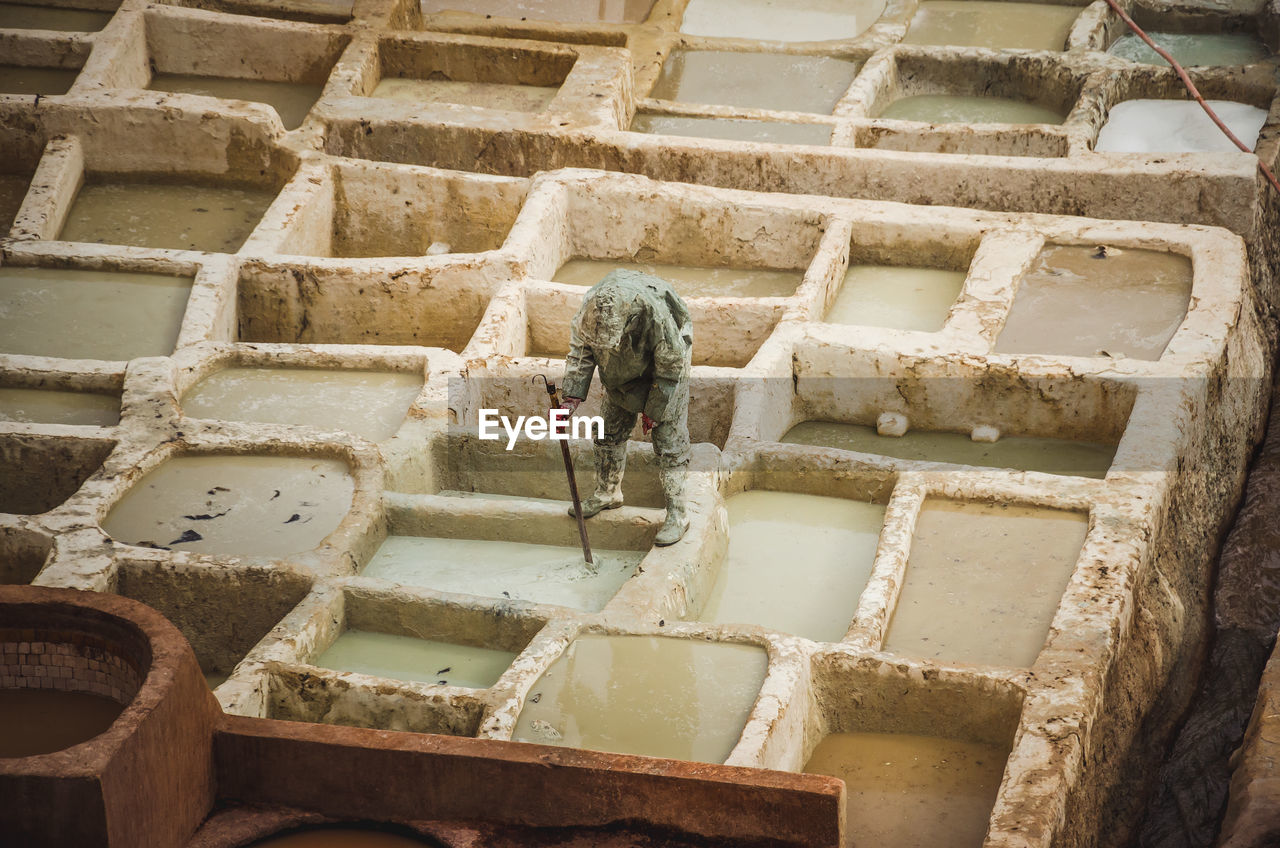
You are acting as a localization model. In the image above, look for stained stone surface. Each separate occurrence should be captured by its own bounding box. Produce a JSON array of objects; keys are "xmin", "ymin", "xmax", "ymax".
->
[{"xmin": 4, "ymin": 1, "xmax": 1279, "ymax": 846}]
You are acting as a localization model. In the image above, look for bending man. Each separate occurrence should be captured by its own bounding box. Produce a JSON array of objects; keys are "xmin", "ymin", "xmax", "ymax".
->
[{"xmin": 560, "ymin": 269, "xmax": 692, "ymax": 546}]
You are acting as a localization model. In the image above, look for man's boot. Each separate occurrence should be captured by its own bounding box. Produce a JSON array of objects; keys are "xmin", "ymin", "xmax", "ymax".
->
[
  {"xmin": 654, "ymin": 465, "xmax": 689, "ymax": 546},
  {"xmin": 570, "ymin": 443, "xmax": 627, "ymax": 518}
]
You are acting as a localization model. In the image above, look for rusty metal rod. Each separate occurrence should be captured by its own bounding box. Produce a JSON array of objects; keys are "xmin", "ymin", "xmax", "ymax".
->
[{"xmin": 534, "ymin": 375, "xmax": 593, "ymax": 566}]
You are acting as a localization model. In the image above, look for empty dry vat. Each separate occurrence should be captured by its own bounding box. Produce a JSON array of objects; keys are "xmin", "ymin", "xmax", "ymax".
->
[
  {"xmin": 533, "ymin": 177, "xmax": 829, "ymax": 301},
  {"xmin": 237, "ymin": 262, "xmax": 493, "ymax": 352},
  {"xmin": 520, "ymin": 282, "xmax": 782, "ymax": 368},
  {"xmin": 0, "ymin": 434, "xmax": 115, "ymax": 515},
  {"xmin": 113, "ymin": 560, "xmax": 312, "ymax": 690},
  {"xmin": 135, "ymin": 7, "xmax": 349, "ymax": 130},
  {"xmin": 0, "ymin": 526, "xmax": 52, "ymax": 584},
  {"xmin": 368, "ymin": 36, "xmax": 576, "ymax": 113}
]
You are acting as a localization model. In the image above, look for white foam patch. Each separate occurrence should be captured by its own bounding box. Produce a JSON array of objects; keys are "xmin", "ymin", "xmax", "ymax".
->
[{"xmin": 1095, "ymin": 99, "xmax": 1267, "ymax": 154}]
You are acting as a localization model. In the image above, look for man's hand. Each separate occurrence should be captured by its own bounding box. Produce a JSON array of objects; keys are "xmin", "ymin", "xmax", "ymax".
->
[
  {"xmin": 562, "ymin": 397, "xmax": 583, "ymax": 415},
  {"xmin": 641, "ymin": 414, "xmax": 655, "ymax": 435}
]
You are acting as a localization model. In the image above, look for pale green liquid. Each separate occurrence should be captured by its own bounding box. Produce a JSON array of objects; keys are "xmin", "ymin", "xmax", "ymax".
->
[
  {"xmin": 995, "ymin": 245, "xmax": 1191, "ymax": 359},
  {"xmin": 315, "ymin": 630, "xmax": 516, "ymax": 689},
  {"xmin": 804, "ymin": 732, "xmax": 1007, "ymax": 847},
  {"xmin": 1109, "ymin": 31, "xmax": 1270, "ymax": 67},
  {"xmin": 0, "ymin": 267, "xmax": 191, "ymax": 361},
  {"xmin": 0, "ymin": 3, "xmax": 112, "ymax": 31},
  {"xmin": 554, "ymin": 258, "xmax": 802, "ymax": 298},
  {"xmin": 825, "ymin": 265, "xmax": 965, "ymax": 331},
  {"xmin": 884, "ymin": 500, "xmax": 1089, "ymax": 667},
  {"xmin": 651, "ymin": 50, "xmax": 858, "ymax": 114},
  {"xmin": 904, "ymin": 0, "xmax": 1079, "ymax": 50},
  {"xmin": 61, "ymin": 181, "xmax": 276, "ymax": 253},
  {"xmin": 0, "ymin": 64, "xmax": 77, "ymax": 94},
  {"xmin": 181, "ymin": 367, "xmax": 423, "ymax": 441},
  {"xmin": 699, "ymin": 491, "xmax": 883, "ymax": 642},
  {"xmin": 880, "ymin": 95, "xmax": 1064, "ymax": 125},
  {"xmin": 103, "ymin": 455, "xmax": 354, "ymax": 557},
  {"xmin": 512, "ymin": 635, "xmax": 768, "ymax": 763},
  {"xmin": 149, "ymin": 74, "xmax": 323, "ymax": 130},
  {"xmin": 363, "ymin": 536, "xmax": 644, "ymax": 612},
  {"xmin": 0, "ymin": 388, "xmax": 119, "ymax": 426},
  {"xmin": 631, "ymin": 113, "xmax": 833, "ymax": 146},
  {"xmin": 783, "ymin": 421, "xmax": 1115, "ymax": 478}
]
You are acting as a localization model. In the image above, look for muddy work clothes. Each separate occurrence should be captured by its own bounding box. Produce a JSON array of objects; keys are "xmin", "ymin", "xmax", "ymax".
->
[{"xmin": 562, "ymin": 270, "xmax": 693, "ymax": 467}]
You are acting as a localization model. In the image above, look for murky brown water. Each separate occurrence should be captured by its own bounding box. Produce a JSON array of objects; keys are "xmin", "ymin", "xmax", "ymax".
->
[{"xmin": 0, "ymin": 689, "xmax": 123, "ymax": 757}]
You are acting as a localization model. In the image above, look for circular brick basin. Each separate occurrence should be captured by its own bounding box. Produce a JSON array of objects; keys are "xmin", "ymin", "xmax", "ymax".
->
[{"xmin": 0, "ymin": 585, "xmax": 219, "ymax": 847}]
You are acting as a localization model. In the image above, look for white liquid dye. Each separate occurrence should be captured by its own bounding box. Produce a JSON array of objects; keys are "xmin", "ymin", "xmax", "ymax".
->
[{"xmin": 1095, "ymin": 99, "xmax": 1267, "ymax": 153}]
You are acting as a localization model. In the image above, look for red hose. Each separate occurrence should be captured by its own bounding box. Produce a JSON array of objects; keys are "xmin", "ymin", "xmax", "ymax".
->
[{"xmin": 1102, "ymin": 0, "xmax": 1280, "ymax": 195}]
